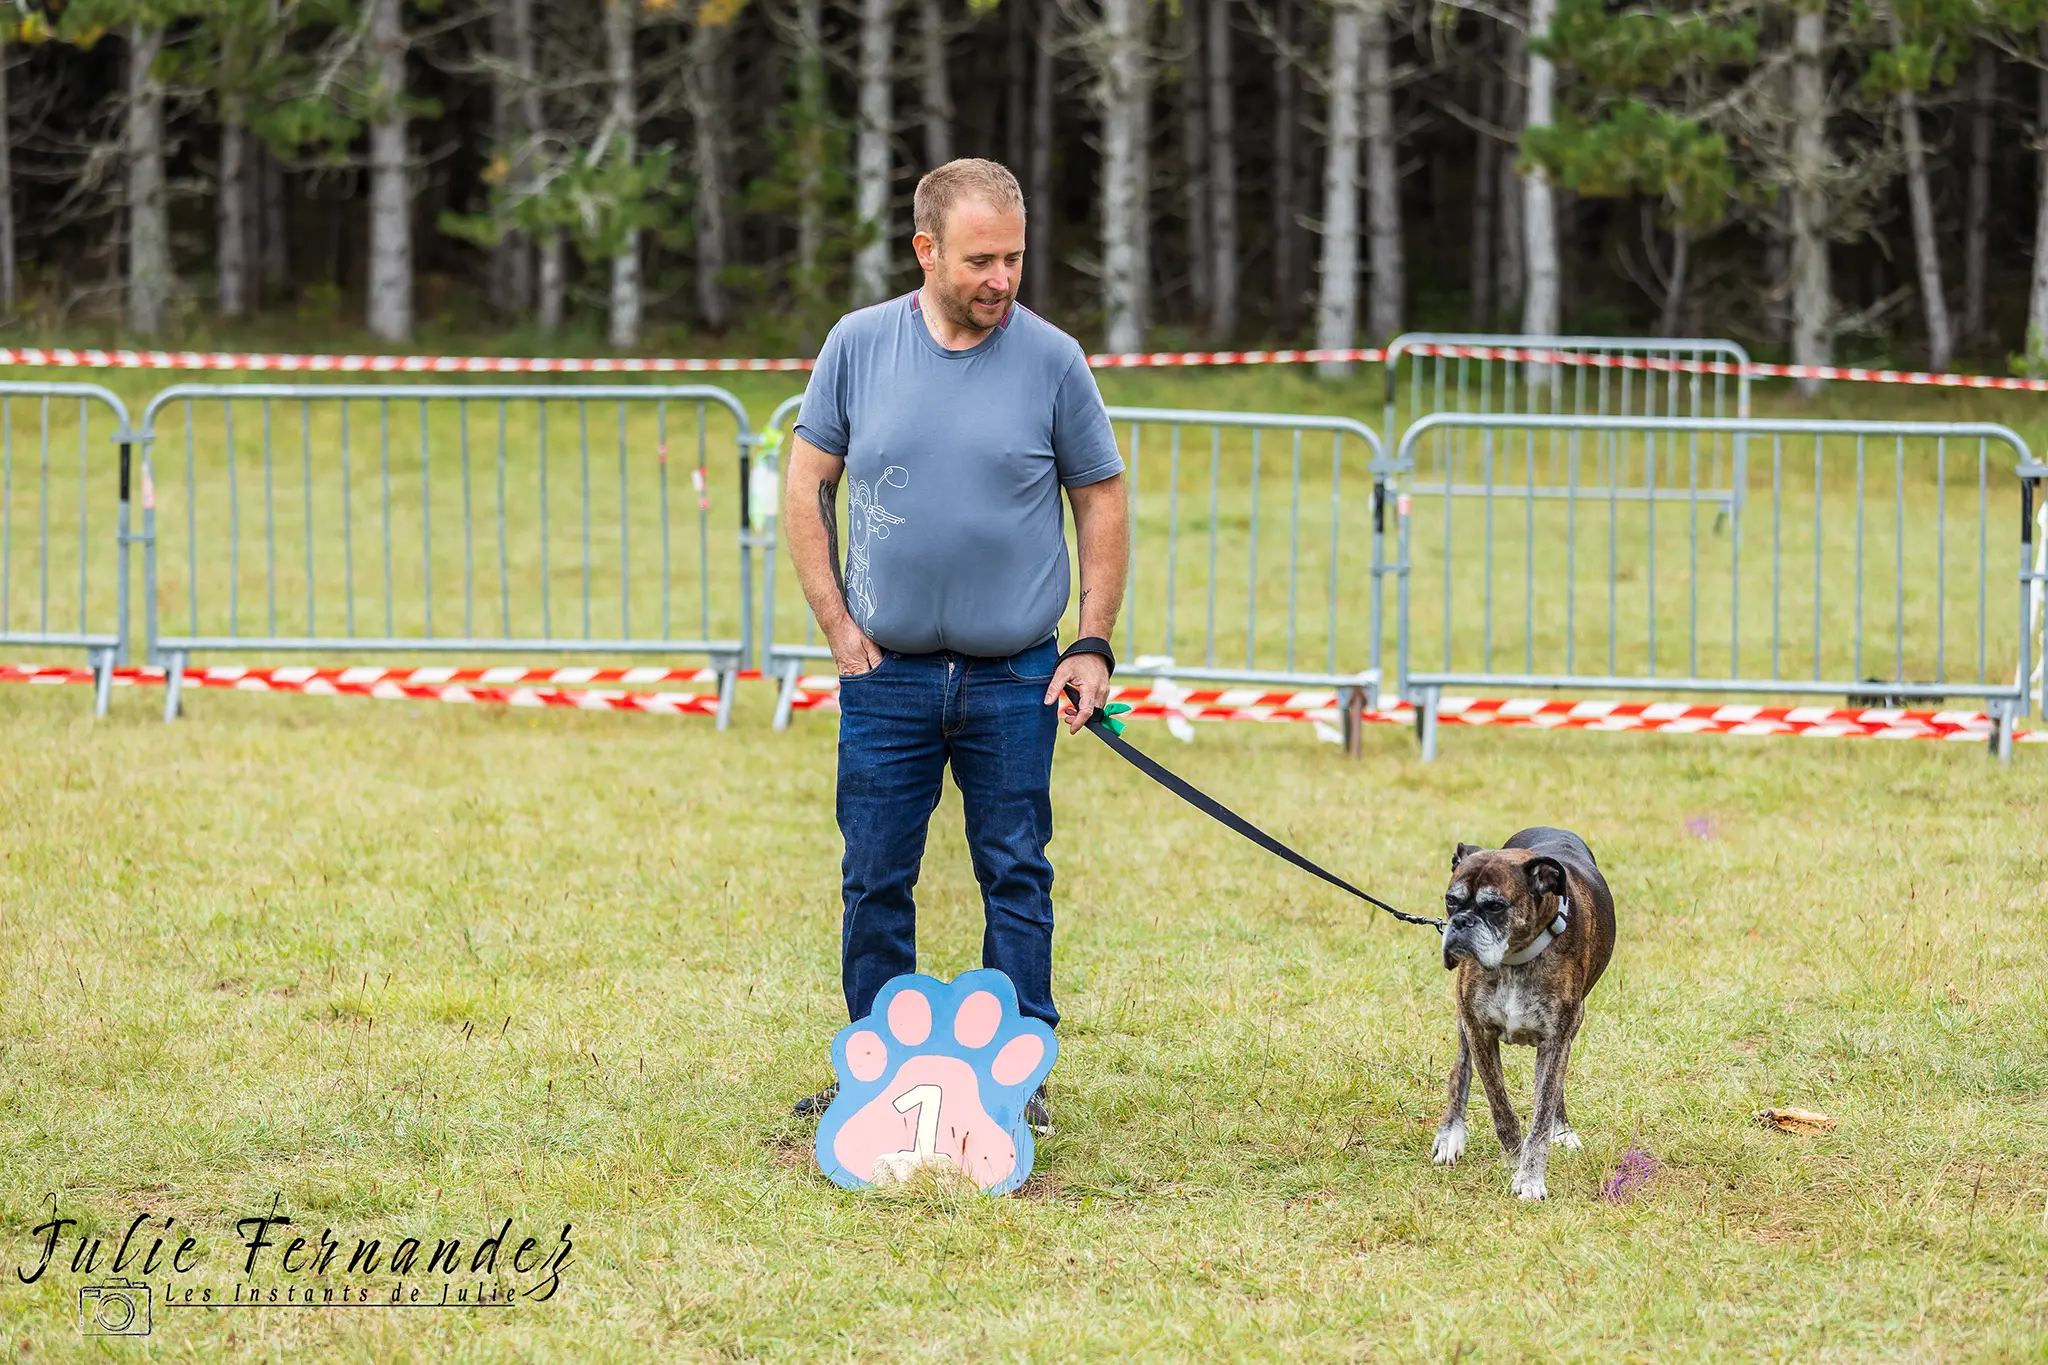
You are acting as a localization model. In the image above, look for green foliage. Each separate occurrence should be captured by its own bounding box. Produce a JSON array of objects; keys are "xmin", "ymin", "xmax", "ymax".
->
[
  {"xmin": 1537, "ymin": 0, "xmax": 1756, "ymax": 89},
  {"xmin": 1525, "ymin": 103, "xmax": 1740, "ymax": 227},
  {"xmin": 1526, "ymin": 0, "xmax": 1759, "ymax": 228},
  {"xmin": 155, "ymin": 0, "xmax": 365, "ymax": 156},
  {"xmin": 442, "ymin": 135, "xmax": 678, "ymax": 266}
]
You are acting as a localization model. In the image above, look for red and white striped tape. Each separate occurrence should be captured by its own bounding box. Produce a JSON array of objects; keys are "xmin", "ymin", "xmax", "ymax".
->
[
  {"xmin": 776, "ymin": 674, "xmax": 2044, "ymax": 742},
  {"xmin": 0, "ymin": 662, "xmax": 725, "ymax": 715},
  {"xmin": 5, "ymin": 341, "xmax": 2045, "ymax": 390},
  {"xmin": 781, "ymin": 676, "xmax": 1351, "ymax": 723},
  {"xmin": 1414, "ymin": 695, "xmax": 2046, "ymax": 742},
  {"xmin": 0, "ymin": 348, "xmax": 817, "ymax": 374},
  {"xmin": 1386, "ymin": 342, "xmax": 2048, "ymax": 392},
  {"xmin": 5, "ymin": 661, "xmax": 2039, "ymax": 741}
]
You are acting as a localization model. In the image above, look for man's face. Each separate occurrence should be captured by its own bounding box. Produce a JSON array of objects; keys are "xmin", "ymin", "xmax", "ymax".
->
[{"xmin": 913, "ymin": 197, "xmax": 1026, "ymax": 334}]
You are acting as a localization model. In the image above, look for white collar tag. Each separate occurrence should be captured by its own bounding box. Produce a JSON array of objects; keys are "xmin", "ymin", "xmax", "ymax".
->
[{"xmin": 1499, "ymin": 896, "xmax": 1570, "ymax": 967}]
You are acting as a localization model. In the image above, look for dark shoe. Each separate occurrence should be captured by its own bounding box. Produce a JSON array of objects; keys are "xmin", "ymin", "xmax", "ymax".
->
[
  {"xmin": 792, "ymin": 1083, "xmax": 838, "ymax": 1119},
  {"xmin": 1023, "ymin": 1084, "xmax": 1052, "ymax": 1137}
]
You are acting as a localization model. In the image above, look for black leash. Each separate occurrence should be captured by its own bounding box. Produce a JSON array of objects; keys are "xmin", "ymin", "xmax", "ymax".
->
[{"xmin": 1062, "ymin": 680, "xmax": 1445, "ymax": 934}]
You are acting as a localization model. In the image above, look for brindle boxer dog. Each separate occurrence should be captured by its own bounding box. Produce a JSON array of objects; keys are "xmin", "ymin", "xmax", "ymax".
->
[{"xmin": 1430, "ymin": 827, "xmax": 1616, "ymax": 1201}]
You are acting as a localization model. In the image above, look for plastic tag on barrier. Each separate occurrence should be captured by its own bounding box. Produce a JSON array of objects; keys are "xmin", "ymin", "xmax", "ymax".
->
[
  {"xmin": 815, "ymin": 969, "xmax": 1056, "ymax": 1196},
  {"xmin": 748, "ymin": 456, "xmax": 780, "ymax": 535}
]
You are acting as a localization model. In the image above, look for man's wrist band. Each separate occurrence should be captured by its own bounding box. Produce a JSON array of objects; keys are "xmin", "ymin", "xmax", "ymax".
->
[{"xmin": 1057, "ymin": 636, "xmax": 1116, "ymax": 677}]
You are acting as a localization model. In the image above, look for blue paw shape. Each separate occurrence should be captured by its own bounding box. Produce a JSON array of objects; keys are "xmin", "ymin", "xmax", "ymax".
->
[{"xmin": 815, "ymin": 969, "xmax": 1057, "ymax": 1196}]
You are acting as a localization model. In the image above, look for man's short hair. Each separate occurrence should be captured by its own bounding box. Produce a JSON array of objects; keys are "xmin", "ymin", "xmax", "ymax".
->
[{"xmin": 913, "ymin": 159, "xmax": 1026, "ymax": 247}]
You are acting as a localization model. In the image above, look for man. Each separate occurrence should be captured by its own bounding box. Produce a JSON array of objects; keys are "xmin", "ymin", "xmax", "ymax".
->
[{"xmin": 784, "ymin": 159, "xmax": 1130, "ymax": 1134}]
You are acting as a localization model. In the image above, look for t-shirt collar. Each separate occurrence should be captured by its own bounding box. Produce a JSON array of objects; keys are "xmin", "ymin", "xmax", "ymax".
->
[{"xmin": 909, "ymin": 289, "xmax": 1011, "ymax": 360}]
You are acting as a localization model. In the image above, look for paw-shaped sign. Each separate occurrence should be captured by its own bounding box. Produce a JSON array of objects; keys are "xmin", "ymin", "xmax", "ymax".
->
[{"xmin": 816, "ymin": 969, "xmax": 1057, "ymax": 1196}]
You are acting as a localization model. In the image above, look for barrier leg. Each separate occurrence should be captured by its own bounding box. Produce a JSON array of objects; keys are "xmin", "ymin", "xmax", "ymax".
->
[
  {"xmin": 773, "ymin": 660, "xmax": 802, "ymax": 732},
  {"xmin": 1992, "ymin": 701, "xmax": 2014, "ymax": 763},
  {"xmin": 715, "ymin": 666, "xmax": 736, "ymax": 732},
  {"xmin": 162, "ymin": 650, "xmax": 186, "ymax": 724},
  {"xmin": 1341, "ymin": 685, "xmax": 1365, "ymax": 760},
  {"xmin": 90, "ymin": 648, "xmax": 113, "ymax": 719},
  {"xmin": 1418, "ymin": 687, "xmax": 1441, "ymax": 763}
]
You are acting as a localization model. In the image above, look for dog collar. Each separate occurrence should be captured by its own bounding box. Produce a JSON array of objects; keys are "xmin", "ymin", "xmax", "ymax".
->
[{"xmin": 1499, "ymin": 897, "xmax": 1570, "ymax": 966}]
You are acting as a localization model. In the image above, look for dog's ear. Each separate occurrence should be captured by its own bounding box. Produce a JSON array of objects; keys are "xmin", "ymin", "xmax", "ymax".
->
[
  {"xmin": 1523, "ymin": 856, "xmax": 1568, "ymax": 900},
  {"xmin": 1451, "ymin": 842, "xmax": 1484, "ymax": 872}
]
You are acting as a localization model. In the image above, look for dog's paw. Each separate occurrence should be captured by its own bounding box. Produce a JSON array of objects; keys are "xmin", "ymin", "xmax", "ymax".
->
[
  {"xmin": 816, "ymin": 970, "xmax": 1057, "ymax": 1196},
  {"xmin": 1511, "ymin": 1167, "xmax": 1548, "ymax": 1201},
  {"xmin": 1551, "ymin": 1126, "xmax": 1583, "ymax": 1152},
  {"xmin": 1430, "ymin": 1121, "xmax": 1467, "ymax": 1166}
]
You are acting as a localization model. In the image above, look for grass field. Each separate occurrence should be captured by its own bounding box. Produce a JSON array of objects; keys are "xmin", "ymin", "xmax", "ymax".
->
[
  {"xmin": 2, "ymin": 675, "xmax": 2046, "ymax": 1361},
  {"xmin": 3, "ymin": 362, "xmax": 2047, "ymax": 1360}
]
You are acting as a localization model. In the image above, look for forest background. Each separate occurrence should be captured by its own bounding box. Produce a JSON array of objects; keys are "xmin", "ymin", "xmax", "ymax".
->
[{"xmin": 9, "ymin": 0, "xmax": 2048, "ymax": 377}]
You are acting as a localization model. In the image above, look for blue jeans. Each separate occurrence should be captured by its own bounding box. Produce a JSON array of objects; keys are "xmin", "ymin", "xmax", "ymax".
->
[{"xmin": 836, "ymin": 634, "xmax": 1061, "ymax": 1029}]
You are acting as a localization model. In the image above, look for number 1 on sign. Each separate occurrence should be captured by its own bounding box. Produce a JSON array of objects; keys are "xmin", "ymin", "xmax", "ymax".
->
[{"xmin": 893, "ymin": 1084, "xmax": 943, "ymax": 1156}]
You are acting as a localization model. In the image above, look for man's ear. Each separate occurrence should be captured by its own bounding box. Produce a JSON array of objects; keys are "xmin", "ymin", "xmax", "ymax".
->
[
  {"xmin": 1452, "ymin": 842, "xmax": 1484, "ymax": 872},
  {"xmin": 1523, "ymin": 856, "xmax": 1567, "ymax": 900}
]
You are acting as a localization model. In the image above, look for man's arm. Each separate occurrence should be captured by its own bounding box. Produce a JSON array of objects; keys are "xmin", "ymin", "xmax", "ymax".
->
[
  {"xmin": 1046, "ymin": 473, "xmax": 1129, "ymax": 734},
  {"xmin": 784, "ymin": 432, "xmax": 883, "ymax": 676}
]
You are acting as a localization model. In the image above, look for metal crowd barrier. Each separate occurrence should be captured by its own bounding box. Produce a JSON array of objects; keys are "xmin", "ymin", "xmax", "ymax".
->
[
  {"xmin": 135, "ymin": 384, "xmax": 757, "ymax": 725},
  {"xmin": 1384, "ymin": 413, "xmax": 2043, "ymax": 761},
  {"xmin": 757, "ymin": 395, "xmax": 1391, "ymax": 748},
  {"xmin": 1384, "ymin": 333, "xmax": 1753, "ymax": 512},
  {"xmin": 0, "ymin": 382, "xmax": 136, "ymax": 715}
]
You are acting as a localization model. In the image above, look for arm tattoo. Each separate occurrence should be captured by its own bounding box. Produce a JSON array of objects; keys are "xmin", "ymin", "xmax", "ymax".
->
[
  {"xmin": 819, "ymin": 478, "xmax": 847, "ymax": 605},
  {"xmin": 1079, "ymin": 588, "xmax": 1091, "ymax": 619}
]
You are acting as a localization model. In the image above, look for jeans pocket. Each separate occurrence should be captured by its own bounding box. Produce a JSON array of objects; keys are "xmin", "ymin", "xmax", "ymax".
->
[
  {"xmin": 1005, "ymin": 639, "xmax": 1060, "ymax": 683},
  {"xmin": 838, "ymin": 652, "xmax": 888, "ymax": 682}
]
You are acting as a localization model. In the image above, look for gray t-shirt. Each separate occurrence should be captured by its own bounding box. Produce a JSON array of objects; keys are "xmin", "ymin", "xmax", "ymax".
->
[{"xmin": 795, "ymin": 292, "xmax": 1124, "ymax": 657}]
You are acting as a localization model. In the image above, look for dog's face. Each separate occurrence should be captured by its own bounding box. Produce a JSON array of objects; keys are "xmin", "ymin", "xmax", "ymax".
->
[{"xmin": 1441, "ymin": 843, "xmax": 1568, "ymax": 971}]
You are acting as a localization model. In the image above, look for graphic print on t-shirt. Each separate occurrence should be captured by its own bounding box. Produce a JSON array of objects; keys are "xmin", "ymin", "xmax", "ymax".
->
[{"xmin": 846, "ymin": 465, "xmax": 909, "ymax": 626}]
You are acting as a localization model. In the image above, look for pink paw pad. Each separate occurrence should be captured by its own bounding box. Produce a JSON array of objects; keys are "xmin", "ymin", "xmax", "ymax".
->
[{"xmin": 816, "ymin": 970, "xmax": 1060, "ymax": 1196}]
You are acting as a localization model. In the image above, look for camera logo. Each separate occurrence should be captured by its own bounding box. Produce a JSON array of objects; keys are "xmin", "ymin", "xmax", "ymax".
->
[{"xmin": 78, "ymin": 1279, "xmax": 153, "ymax": 1336}]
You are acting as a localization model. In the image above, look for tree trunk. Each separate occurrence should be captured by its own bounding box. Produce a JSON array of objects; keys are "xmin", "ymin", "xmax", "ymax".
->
[
  {"xmin": 489, "ymin": 0, "xmax": 530, "ymax": 314},
  {"xmin": 1273, "ymin": 0, "xmax": 1297, "ymax": 335},
  {"xmin": 1179, "ymin": 0, "xmax": 1210, "ymax": 321},
  {"xmin": 0, "ymin": 51, "xmax": 14, "ymax": 313},
  {"xmin": 1496, "ymin": 26, "xmax": 1525, "ymax": 315},
  {"xmin": 1026, "ymin": 0, "xmax": 1055, "ymax": 311},
  {"xmin": 920, "ymin": 0, "xmax": 952, "ymax": 168},
  {"xmin": 689, "ymin": 18, "xmax": 731, "ymax": 330},
  {"xmin": 1520, "ymin": 0, "xmax": 1559, "ymax": 345},
  {"xmin": 853, "ymin": 0, "xmax": 894, "ymax": 305},
  {"xmin": 602, "ymin": 0, "xmax": 641, "ymax": 347},
  {"xmin": 796, "ymin": 0, "xmax": 826, "ymax": 294},
  {"xmin": 1962, "ymin": 43, "xmax": 1993, "ymax": 348},
  {"xmin": 1314, "ymin": 0, "xmax": 1363, "ymax": 377},
  {"xmin": 365, "ymin": 0, "xmax": 412, "ymax": 343},
  {"xmin": 1006, "ymin": 0, "xmax": 1027, "ymax": 172},
  {"xmin": 2030, "ymin": 37, "xmax": 2048, "ymax": 369},
  {"xmin": 1205, "ymin": 0, "xmax": 1237, "ymax": 340},
  {"xmin": 1098, "ymin": 0, "xmax": 1150, "ymax": 352},
  {"xmin": 259, "ymin": 147, "xmax": 287, "ymax": 297},
  {"xmin": 1658, "ymin": 218, "xmax": 1689, "ymax": 337},
  {"xmin": 1469, "ymin": 66, "xmax": 1496, "ymax": 327},
  {"xmin": 537, "ymin": 236, "xmax": 565, "ymax": 333},
  {"xmin": 1762, "ymin": 227, "xmax": 1788, "ymax": 342},
  {"xmin": 1897, "ymin": 86, "xmax": 1952, "ymax": 371},
  {"xmin": 1361, "ymin": 0, "xmax": 1400, "ymax": 343},
  {"xmin": 1789, "ymin": 7, "xmax": 1831, "ymax": 394},
  {"xmin": 512, "ymin": 0, "xmax": 562, "ymax": 333},
  {"xmin": 218, "ymin": 116, "xmax": 250, "ymax": 318},
  {"xmin": 125, "ymin": 25, "xmax": 170, "ymax": 337}
]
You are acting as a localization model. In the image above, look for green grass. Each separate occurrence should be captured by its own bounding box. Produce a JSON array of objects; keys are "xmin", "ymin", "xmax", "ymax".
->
[{"xmin": 1, "ymin": 676, "xmax": 2046, "ymax": 1361}]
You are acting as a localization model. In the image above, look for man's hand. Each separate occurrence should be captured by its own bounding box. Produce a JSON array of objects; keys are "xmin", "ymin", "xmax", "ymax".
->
[
  {"xmin": 831, "ymin": 623, "xmax": 884, "ymax": 678},
  {"xmin": 1046, "ymin": 652, "xmax": 1112, "ymax": 735}
]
